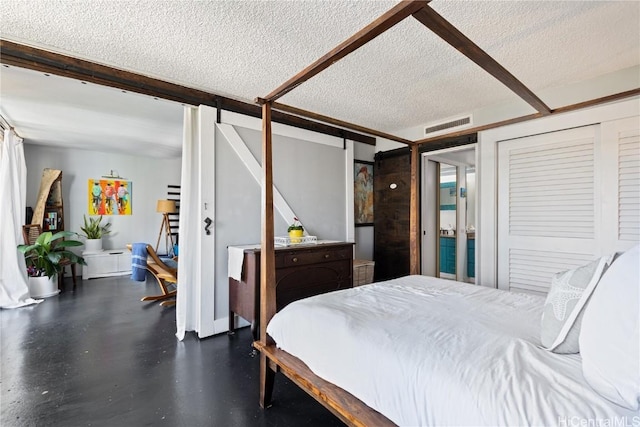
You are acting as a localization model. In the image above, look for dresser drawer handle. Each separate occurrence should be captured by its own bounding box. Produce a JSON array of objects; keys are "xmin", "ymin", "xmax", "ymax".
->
[
  {"xmin": 324, "ymin": 254, "xmax": 330, "ymax": 259},
  {"xmin": 292, "ymin": 257, "xmax": 298, "ymax": 263}
]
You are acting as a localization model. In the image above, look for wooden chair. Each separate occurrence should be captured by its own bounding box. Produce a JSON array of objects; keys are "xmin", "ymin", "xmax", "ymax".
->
[
  {"xmin": 127, "ymin": 244, "xmax": 177, "ymax": 307},
  {"xmin": 22, "ymin": 224, "xmax": 77, "ymax": 289}
]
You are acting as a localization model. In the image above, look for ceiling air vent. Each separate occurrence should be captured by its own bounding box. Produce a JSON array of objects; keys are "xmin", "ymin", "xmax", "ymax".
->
[{"xmin": 424, "ymin": 115, "xmax": 472, "ymax": 136}]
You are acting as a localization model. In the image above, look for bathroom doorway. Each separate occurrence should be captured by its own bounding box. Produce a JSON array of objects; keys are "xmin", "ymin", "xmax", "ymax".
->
[{"xmin": 421, "ymin": 146, "xmax": 476, "ymax": 283}]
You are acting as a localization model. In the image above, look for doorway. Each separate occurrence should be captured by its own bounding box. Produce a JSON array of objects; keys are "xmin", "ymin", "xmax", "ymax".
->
[{"xmin": 421, "ymin": 146, "xmax": 476, "ymax": 283}]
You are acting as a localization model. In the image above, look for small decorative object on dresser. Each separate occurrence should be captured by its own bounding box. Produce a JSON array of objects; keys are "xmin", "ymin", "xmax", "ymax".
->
[{"xmin": 287, "ymin": 217, "xmax": 304, "ymax": 244}]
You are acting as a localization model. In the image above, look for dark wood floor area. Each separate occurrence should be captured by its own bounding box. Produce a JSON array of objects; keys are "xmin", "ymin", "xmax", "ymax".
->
[{"xmin": 1, "ymin": 274, "xmax": 344, "ymax": 427}]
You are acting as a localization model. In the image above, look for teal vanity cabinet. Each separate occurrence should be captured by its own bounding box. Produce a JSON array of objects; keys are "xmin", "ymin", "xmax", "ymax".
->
[
  {"xmin": 467, "ymin": 236, "xmax": 475, "ymax": 278},
  {"xmin": 439, "ymin": 236, "xmax": 456, "ymax": 274}
]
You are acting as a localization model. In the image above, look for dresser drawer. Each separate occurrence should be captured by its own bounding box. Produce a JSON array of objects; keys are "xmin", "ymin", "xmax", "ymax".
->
[
  {"xmin": 229, "ymin": 242, "xmax": 354, "ymax": 339},
  {"xmin": 276, "ymin": 260, "xmax": 353, "ymax": 309},
  {"xmin": 279, "ymin": 246, "xmax": 352, "ymax": 268}
]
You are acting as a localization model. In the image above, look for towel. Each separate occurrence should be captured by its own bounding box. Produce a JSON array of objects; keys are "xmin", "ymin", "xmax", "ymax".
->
[
  {"xmin": 228, "ymin": 246, "xmax": 246, "ymax": 281},
  {"xmin": 131, "ymin": 243, "xmax": 148, "ymax": 281},
  {"xmin": 160, "ymin": 257, "xmax": 178, "ymax": 270}
]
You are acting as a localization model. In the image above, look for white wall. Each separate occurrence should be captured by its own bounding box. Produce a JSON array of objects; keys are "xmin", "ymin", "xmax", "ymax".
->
[
  {"xmin": 375, "ymin": 137, "xmax": 405, "ymax": 153},
  {"xmin": 24, "ymin": 144, "xmax": 181, "ymax": 256}
]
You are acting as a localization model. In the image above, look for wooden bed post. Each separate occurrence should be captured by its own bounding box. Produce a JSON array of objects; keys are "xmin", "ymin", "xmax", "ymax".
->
[
  {"xmin": 409, "ymin": 144, "xmax": 420, "ymax": 275},
  {"xmin": 258, "ymin": 99, "xmax": 277, "ymax": 408}
]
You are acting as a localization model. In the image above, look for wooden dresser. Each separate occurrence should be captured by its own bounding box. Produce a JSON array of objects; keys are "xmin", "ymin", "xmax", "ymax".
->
[{"xmin": 229, "ymin": 242, "xmax": 354, "ymax": 338}]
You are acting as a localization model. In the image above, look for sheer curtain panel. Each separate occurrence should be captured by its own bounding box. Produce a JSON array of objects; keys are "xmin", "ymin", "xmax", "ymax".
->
[
  {"xmin": 176, "ymin": 105, "xmax": 216, "ymax": 340},
  {"xmin": 0, "ymin": 129, "xmax": 42, "ymax": 308}
]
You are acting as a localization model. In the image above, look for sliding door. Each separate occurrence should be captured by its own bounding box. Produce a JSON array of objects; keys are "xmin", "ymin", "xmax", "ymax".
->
[
  {"xmin": 497, "ymin": 117, "xmax": 639, "ymax": 294},
  {"xmin": 374, "ymin": 151, "xmax": 411, "ymax": 281},
  {"xmin": 498, "ymin": 125, "xmax": 598, "ymax": 294}
]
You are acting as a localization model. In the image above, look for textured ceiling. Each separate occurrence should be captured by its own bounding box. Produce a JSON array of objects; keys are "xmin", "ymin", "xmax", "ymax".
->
[{"xmin": 1, "ymin": 0, "xmax": 639, "ymax": 154}]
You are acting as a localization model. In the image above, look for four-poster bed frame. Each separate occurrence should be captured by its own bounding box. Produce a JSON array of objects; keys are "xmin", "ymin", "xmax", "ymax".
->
[{"xmin": 254, "ymin": 1, "xmax": 639, "ymax": 425}]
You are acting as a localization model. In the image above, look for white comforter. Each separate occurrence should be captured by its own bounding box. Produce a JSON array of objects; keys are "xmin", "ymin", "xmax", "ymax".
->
[{"xmin": 267, "ymin": 275, "xmax": 638, "ymax": 426}]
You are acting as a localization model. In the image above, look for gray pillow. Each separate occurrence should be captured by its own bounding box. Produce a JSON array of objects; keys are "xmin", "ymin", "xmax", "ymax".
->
[{"xmin": 540, "ymin": 254, "xmax": 614, "ymax": 353}]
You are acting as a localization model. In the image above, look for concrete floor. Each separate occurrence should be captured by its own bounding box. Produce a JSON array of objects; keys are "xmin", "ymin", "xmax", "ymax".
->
[{"xmin": 1, "ymin": 275, "xmax": 344, "ymax": 427}]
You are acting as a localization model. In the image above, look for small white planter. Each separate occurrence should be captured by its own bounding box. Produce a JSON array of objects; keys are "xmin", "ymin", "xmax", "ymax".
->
[
  {"xmin": 28, "ymin": 275, "xmax": 60, "ymax": 298},
  {"xmin": 84, "ymin": 238, "xmax": 103, "ymax": 253}
]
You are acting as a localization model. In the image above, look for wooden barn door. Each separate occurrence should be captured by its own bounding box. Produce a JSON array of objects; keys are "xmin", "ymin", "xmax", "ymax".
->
[{"xmin": 374, "ymin": 150, "xmax": 411, "ymax": 281}]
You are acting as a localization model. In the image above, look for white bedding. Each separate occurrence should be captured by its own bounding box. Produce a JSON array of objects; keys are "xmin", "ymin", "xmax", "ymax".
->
[{"xmin": 267, "ymin": 275, "xmax": 638, "ymax": 426}]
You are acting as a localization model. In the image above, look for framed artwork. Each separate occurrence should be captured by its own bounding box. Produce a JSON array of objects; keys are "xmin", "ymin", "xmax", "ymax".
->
[
  {"xmin": 354, "ymin": 160, "xmax": 374, "ymax": 226},
  {"xmin": 88, "ymin": 179, "xmax": 132, "ymax": 215}
]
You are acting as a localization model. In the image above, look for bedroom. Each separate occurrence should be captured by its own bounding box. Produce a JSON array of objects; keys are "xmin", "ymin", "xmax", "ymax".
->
[{"xmin": 1, "ymin": 0, "xmax": 639, "ymax": 425}]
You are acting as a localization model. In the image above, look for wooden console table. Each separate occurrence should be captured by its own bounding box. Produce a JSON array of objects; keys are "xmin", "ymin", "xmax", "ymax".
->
[{"xmin": 228, "ymin": 241, "xmax": 354, "ymax": 339}]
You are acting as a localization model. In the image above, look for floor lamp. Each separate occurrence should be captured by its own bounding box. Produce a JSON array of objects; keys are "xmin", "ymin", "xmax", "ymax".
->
[{"xmin": 156, "ymin": 199, "xmax": 176, "ymax": 256}]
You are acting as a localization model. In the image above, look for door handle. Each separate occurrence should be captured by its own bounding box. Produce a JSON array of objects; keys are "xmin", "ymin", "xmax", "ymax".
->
[{"xmin": 204, "ymin": 217, "xmax": 212, "ymax": 235}]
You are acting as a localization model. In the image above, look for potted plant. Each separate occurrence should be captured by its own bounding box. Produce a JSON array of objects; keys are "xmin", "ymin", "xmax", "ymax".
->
[
  {"xmin": 287, "ymin": 217, "xmax": 304, "ymax": 244},
  {"xmin": 17, "ymin": 231, "xmax": 86, "ymax": 298},
  {"xmin": 80, "ymin": 215, "xmax": 112, "ymax": 252}
]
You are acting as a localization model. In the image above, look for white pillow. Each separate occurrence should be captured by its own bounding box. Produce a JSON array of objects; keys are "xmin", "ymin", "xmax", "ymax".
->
[
  {"xmin": 540, "ymin": 256, "xmax": 613, "ymax": 353},
  {"xmin": 579, "ymin": 244, "xmax": 640, "ymax": 410}
]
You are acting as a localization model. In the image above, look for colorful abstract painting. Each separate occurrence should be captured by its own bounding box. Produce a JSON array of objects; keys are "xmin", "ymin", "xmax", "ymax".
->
[{"xmin": 88, "ymin": 179, "xmax": 132, "ymax": 215}]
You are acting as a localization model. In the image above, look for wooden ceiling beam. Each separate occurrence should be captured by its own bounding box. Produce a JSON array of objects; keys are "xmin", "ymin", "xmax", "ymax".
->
[
  {"xmin": 262, "ymin": 0, "xmax": 430, "ymax": 103},
  {"xmin": 551, "ymin": 88, "xmax": 640, "ymax": 115},
  {"xmin": 412, "ymin": 7, "xmax": 552, "ymax": 116},
  {"xmin": 0, "ymin": 39, "xmax": 376, "ymax": 146},
  {"xmin": 271, "ymin": 102, "xmax": 412, "ymax": 145}
]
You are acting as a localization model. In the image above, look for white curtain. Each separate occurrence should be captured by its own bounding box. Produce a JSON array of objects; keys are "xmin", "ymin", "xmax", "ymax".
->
[
  {"xmin": 176, "ymin": 105, "xmax": 217, "ymax": 340},
  {"xmin": 0, "ymin": 129, "xmax": 41, "ymax": 308},
  {"xmin": 176, "ymin": 107, "xmax": 201, "ymax": 340}
]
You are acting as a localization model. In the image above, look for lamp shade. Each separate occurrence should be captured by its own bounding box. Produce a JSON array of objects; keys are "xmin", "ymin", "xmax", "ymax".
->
[{"xmin": 156, "ymin": 199, "xmax": 177, "ymax": 214}]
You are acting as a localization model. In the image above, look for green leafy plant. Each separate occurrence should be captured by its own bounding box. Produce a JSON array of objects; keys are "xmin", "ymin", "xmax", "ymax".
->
[
  {"xmin": 287, "ymin": 217, "xmax": 304, "ymax": 232},
  {"xmin": 18, "ymin": 231, "xmax": 86, "ymax": 278},
  {"xmin": 80, "ymin": 215, "xmax": 112, "ymax": 239}
]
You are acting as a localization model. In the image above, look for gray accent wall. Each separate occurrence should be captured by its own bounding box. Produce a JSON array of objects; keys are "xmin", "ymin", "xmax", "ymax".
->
[{"xmin": 214, "ymin": 125, "xmax": 347, "ymax": 320}]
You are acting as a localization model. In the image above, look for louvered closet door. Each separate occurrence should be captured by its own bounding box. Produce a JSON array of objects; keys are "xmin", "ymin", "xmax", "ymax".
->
[
  {"xmin": 619, "ymin": 133, "xmax": 640, "ymax": 240},
  {"xmin": 497, "ymin": 126, "xmax": 599, "ymax": 294},
  {"xmin": 601, "ymin": 116, "xmax": 640, "ymax": 251}
]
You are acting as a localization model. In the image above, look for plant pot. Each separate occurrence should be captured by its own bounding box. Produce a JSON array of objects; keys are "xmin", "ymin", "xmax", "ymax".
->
[
  {"xmin": 288, "ymin": 229, "xmax": 303, "ymax": 244},
  {"xmin": 84, "ymin": 238, "xmax": 103, "ymax": 253},
  {"xmin": 28, "ymin": 275, "xmax": 60, "ymax": 298}
]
